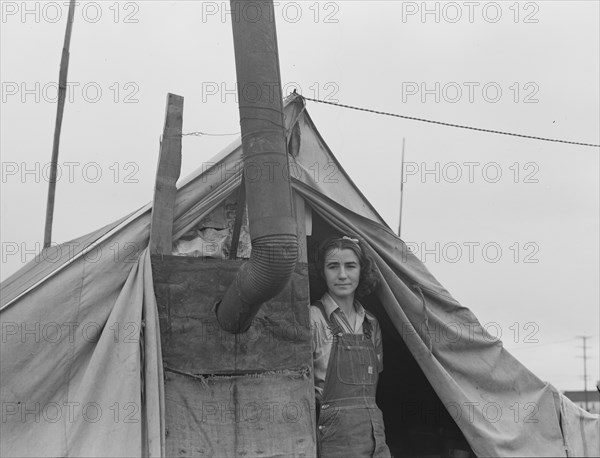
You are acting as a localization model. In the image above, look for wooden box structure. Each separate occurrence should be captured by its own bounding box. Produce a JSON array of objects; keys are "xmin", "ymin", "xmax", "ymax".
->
[{"xmin": 152, "ymin": 256, "xmax": 315, "ymax": 457}]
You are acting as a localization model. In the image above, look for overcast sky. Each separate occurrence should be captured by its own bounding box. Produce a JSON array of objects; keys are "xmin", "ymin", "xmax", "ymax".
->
[{"xmin": 1, "ymin": 1, "xmax": 598, "ymax": 392}]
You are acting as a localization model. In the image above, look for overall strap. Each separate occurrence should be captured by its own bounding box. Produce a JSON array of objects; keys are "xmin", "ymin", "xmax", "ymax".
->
[
  {"xmin": 313, "ymin": 300, "xmax": 344, "ymax": 337},
  {"xmin": 363, "ymin": 315, "xmax": 373, "ymax": 340}
]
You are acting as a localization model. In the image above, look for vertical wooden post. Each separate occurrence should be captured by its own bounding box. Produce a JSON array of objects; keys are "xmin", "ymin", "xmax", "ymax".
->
[
  {"xmin": 149, "ymin": 93, "xmax": 184, "ymax": 255},
  {"xmin": 43, "ymin": 0, "xmax": 76, "ymax": 248},
  {"xmin": 294, "ymin": 191, "xmax": 308, "ymax": 263}
]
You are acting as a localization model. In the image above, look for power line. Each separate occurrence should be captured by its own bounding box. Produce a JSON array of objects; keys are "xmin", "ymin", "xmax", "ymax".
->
[
  {"xmin": 505, "ymin": 337, "xmax": 577, "ymax": 351},
  {"xmin": 302, "ymin": 95, "xmax": 600, "ymax": 148}
]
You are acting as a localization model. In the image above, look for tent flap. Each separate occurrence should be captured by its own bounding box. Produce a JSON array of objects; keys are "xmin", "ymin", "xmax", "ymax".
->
[{"xmin": 294, "ymin": 180, "xmax": 598, "ymax": 457}]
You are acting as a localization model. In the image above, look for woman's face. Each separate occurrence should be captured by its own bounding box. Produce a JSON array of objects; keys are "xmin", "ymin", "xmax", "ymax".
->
[{"xmin": 323, "ymin": 248, "xmax": 361, "ymax": 300}]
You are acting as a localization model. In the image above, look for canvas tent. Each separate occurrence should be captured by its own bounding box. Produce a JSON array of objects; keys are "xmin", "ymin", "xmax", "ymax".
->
[{"xmin": 1, "ymin": 94, "xmax": 598, "ymax": 457}]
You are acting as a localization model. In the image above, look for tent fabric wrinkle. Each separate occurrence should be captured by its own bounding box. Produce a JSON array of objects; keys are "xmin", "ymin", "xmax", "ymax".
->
[
  {"xmin": 1, "ymin": 243, "xmax": 162, "ymax": 456},
  {"xmin": 1, "ymin": 95, "xmax": 597, "ymax": 457},
  {"xmin": 414, "ymin": 283, "xmax": 434, "ymax": 353}
]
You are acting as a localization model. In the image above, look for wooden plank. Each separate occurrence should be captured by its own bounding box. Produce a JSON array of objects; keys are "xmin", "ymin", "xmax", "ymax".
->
[
  {"xmin": 164, "ymin": 371, "xmax": 316, "ymax": 457},
  {"xmin": 149, "ymin": 93, "xmax": 184, "ymax": 255},
  {"xmin": 293, "ymin": 190, "xmax": 308, "ymax": 264},
  {"xmin": 151, "ymin": 256, "xmax": 311, "ymax": 374}
]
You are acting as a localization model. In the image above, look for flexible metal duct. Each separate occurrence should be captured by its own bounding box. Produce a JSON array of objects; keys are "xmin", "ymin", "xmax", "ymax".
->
[{"xmin": 216, "ymin": 0, "xmax": 298, "ymax": 333}]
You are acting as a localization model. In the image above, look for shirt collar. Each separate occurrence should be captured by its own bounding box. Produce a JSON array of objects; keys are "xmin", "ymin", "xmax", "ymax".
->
[{"xmin": 321, "ymin": 292, "xmax": 366, "ymax": 320}]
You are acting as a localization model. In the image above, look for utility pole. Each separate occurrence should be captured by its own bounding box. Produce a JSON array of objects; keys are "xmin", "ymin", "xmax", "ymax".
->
[
  {"xmin": 577, "ymin": 335, "xmax": 592, "ymax": 411},
  {"xmin": 44, "ymin": 0, "xmax": 76, "ymax": 248}
]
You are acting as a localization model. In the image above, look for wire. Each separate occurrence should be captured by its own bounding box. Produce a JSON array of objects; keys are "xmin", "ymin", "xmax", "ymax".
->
[
  {"xmin": 506, "ymin": 337, "xmax": 582, "ymax": 352},
  {"xmin": 302, "ymin": 96, "xmax": 600, "ymax": 148},
  {"xmin": 182, "ymin": 131, "xmax": 239, "ymax": 137}
]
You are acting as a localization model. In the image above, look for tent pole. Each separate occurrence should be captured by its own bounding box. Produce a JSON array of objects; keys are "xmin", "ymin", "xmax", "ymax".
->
[
  {"xmin": 43, "ymin": 0, "xmax": 76, "ymax": 248},
  {"xmin": 398, "ymin": 137, "xmax": 406, "ymax": 238}
]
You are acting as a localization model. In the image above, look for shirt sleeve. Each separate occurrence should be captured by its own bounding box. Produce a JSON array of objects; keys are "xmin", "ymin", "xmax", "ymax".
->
[{"xmin": 310, "ymin": 305, "xmax": 326, "ymax": 399}]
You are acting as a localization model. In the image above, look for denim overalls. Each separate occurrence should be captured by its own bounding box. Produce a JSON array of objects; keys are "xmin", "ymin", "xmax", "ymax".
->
[{"xmin": 315, "ymin": 301, "xmax": 391, "ymax": 457}]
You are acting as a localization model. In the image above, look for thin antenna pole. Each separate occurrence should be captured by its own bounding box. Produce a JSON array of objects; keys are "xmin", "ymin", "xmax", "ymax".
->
[
  {"xmin": 577, "ymin": 335, "xmax": 591, "ymax": 411},
  {"xmin": 398, "ymin": 137, "xmax": 406, "ymax": 238},
  {"xmin": 43, "ymin": 0, "xmax": 76, "ymax": 248}
]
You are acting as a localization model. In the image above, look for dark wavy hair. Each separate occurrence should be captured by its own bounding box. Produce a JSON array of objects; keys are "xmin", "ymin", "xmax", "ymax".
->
[{"xmin": 316, "ymin": 236, "xmax": 380, "ymax": 299}]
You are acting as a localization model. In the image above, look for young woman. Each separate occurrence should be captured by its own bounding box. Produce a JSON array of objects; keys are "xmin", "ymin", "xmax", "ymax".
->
[{"xmin": 311, "ymin": 236, "xmax": 391, "ymax": 457}]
